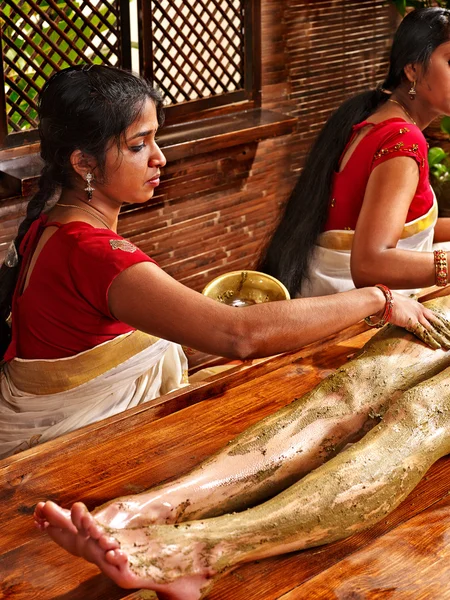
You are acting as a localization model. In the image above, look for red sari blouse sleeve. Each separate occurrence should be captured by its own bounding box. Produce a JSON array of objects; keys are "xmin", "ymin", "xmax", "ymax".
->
[
  {"xmin": 68, "ymin": 225, "xmax": 158, "ymax": 319},
  {"xmin": 371, "ymin": 122, "xmax": 427, "ymax": 172}
]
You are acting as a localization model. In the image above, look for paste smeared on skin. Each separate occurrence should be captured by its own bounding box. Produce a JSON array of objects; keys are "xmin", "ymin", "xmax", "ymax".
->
[
  {"xmin": 105, "ymin": 365, "xmax": 450, "ymax": 590},
  {"xmin": 93, "ymin": 298, "xmax": 450, "ymax": 531}
]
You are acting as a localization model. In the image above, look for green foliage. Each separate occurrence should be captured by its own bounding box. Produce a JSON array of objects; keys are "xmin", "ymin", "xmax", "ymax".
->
[
  {"xmin": 2, "ymin": 0, "xmax": 116, "ymax": 133},
  {"xmin": 440, "ymin": 116, "xmax": 450, "ymax": 136},
  {"xmin": 388, "ymin": 0, "xmax": 450, "ymax": 14},
  {"xmin": 429, "ymin": 147, "xmax": 450, "ymax": 183}
]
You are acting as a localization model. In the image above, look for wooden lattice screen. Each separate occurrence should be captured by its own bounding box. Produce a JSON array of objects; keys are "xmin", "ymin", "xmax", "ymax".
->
[
  {"xmin": 0, "ymin": 0, "xmax": 260, "ymax": 149},
  {"xmin": 0, "ymin": 0, "xmax": 131, "ymax": 148},
  {"xmin": 140, "ymin": 0, "xmax": 261, "ymax": 121}
]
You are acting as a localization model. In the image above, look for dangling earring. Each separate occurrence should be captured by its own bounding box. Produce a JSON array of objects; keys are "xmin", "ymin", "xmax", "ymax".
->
[
  {"xmin": 84, "ymin": 172, "xmax": 95, "ymax": 201},
  {"xmin": 4, "ymin": 240, "xmax": 18, "ymax": 268},
  {"xmin": 409, "ymin": 80, "xmax": 417, "ymax": 100}
]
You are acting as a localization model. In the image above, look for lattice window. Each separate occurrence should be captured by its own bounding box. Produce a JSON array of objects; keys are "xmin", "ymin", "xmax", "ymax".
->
[
  {"xmin": 0, "ymin": 0, "xmax": 130, "ymax": 148},
  {"xmin": 140, "ymin": 0, "xmax": 260, "ymax": 121},
  {"xmin": 0, "ymin": 0, "xmax": 260, "ymax": 149},
  {"xmin": 151, "ymin": 0, "xmax": 243, "ymax": 105}
]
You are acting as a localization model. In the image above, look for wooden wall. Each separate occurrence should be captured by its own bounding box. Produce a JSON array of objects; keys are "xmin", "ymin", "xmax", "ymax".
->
[{"xmin": 0, "ymin": 0, "xmax": 397, "ymax": 291}]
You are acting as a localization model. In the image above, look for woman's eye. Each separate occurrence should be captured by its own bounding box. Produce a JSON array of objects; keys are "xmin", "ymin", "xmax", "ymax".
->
[{"xmin": 130, "ymin": 143, "xmax": 145, "ymax": 152}]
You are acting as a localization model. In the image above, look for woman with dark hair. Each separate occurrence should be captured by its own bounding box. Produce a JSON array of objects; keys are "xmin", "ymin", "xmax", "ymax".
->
[
  {"xmin": 259, "ymin": 7, "xmax": 450, "ymax": 299},
  {"xmin": 0, "ymin": 64, "xmax": 445, "ymax": 459}
]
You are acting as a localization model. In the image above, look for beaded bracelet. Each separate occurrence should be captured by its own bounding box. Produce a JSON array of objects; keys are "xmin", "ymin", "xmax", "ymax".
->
[
  {"xmin": 434, "ymin": 249, "xmax": 448, "ymax": 287},
  {"xmin": 364, "ymin": 284, "xmax": 394, "ymax": 328}
]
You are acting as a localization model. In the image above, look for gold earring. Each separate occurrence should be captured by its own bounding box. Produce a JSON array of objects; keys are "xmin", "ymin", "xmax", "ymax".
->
[
  {"xmin": 84, "ymin": 172, "xmax": 95, "ymax": 201},
  {"xmin": 409, "ymin": 80, "xmax": 417, "ymax": 100}
]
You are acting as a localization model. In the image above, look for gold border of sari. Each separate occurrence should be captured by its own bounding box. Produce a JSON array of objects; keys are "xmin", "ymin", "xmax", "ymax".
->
[
  {"xmin": 5, "ymin": 330, "xmax": 159, "ymax": 395},
  {"xmin": 317, "ymin": 201, "xmax": 438, "ymax": 251}
]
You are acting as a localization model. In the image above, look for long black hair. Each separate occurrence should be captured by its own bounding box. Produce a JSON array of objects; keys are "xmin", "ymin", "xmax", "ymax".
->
[
  {"xmin": 258, "ymin": 7, "xmax": 450, "ymax": 297},
  {"xmin": 0, "ymin": 64, "xmax": 164, "ymax": 359}
]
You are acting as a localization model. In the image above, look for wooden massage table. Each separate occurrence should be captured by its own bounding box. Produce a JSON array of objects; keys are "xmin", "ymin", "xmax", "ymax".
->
[{"xmin": 2, "ymin": 295, "xmax": 450, "ymax": 599}]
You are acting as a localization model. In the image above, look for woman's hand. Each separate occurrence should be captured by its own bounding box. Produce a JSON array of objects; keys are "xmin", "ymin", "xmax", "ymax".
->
[{"xmin": 389, "ymin": 291, "xmax": 450, "ymax": 349}]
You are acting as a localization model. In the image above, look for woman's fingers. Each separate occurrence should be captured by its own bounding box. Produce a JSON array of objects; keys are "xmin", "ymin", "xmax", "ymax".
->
[
  {"xmin": 414, "ymin": 309, "xmax": 450, "ymax": 349},
  {"xmin": 388, "ymin": 295, "xmax": 450, "ymax": 349},
  {"xmin": 410, "ymin": 321, "xmax": 441, "ymax": 349}
]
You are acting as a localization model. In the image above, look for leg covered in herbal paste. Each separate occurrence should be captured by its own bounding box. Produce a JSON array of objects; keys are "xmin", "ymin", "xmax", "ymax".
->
[
  {"xmin": 92, "ymin": 298, "xmax": 450, "ymax": 528},
  {"xmin": 74, "ymin": 364, "xmax": 450, "ymax": 599}
]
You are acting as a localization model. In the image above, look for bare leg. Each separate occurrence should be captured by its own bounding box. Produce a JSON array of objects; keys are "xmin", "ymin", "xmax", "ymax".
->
[
  {"xmin": 93, "ymin": 300, "xmax": 450, "ymax": 529},
  {"xmin": 43, "ymin": 364, "xmax": 450, "ymax": 599}
]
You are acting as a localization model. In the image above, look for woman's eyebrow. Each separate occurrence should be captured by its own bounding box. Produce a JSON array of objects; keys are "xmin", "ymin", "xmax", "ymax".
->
[{"xmin": 127, "ymin": 128, "xmax": 157, "ymax": 141}]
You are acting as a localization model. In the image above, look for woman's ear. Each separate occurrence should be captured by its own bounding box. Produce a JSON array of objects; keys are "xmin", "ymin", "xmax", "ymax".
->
[
  {"xmin": 69, "ymin": 149, "xmax": 97, "ymax": 178},
  {"xmin": 404, "ymin": 63, "xmax": 419, "ymax": 84}
]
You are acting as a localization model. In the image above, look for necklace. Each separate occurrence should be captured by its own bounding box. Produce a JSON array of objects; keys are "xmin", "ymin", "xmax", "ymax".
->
[
  {"xmin": 388, "ymin": 98, "xmax": 417, "ymax": 125},
  {"xmin": 56, "ymin": 203, "xmax": 113, "ymax": 230}
]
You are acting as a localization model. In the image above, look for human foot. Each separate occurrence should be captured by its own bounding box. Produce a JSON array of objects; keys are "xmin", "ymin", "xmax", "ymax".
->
[{"xmin": 71, "ymin": 502, "xmax": 222, "ymax": 599}]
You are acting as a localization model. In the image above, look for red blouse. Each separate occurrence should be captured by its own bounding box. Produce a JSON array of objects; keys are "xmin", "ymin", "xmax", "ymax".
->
[
  {"xmin": 324, "ymin": 118, "xmax": 433, "ymax": 232},
  {"xmin": 5, "ymin": 215, "xmax": 157, "ymax": 361}
]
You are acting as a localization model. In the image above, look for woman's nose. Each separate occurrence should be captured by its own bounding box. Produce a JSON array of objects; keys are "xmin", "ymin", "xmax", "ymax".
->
[{"xmin": 150, "ymin": 143, "xmax": 166, "ymax": 167}]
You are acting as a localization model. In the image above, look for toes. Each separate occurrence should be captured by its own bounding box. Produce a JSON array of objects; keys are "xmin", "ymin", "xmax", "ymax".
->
[
  {"xmin": 81, "ymin": 512, "xmax": 103, "ymax": 540},
  {"xmin": 34, "ymin": 502, "xmax": 48, "ymax": 529},
  {"xmin": 98, "ymin": 534, "xmax": 121, "ymax": 552},
  {"xmin": 45, "ymin": 525, "xmax": 83, "ymax": 558},
  {"xmin": 34, "ymin": 501, "xmax": 46, "ymax": 521},
  {"xmin": 71, "ymin": 502, "xmax": 90, "ymax": 535},
  {"xmin": 41, "ymin": 501, "xmax": 78, "ymax": 533},
  {"xmin": 105, "ymin": 548, "xmax": 128, "ymax": 567}
]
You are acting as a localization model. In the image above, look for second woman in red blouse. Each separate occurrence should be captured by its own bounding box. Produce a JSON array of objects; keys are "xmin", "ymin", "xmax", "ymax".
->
[{"xmin": 260, "ymin": 7, "xmax": 450, "ymax": 299}]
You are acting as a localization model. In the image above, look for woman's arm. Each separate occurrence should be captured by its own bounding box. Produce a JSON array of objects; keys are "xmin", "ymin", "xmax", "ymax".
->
[
  {"xmin": 351, "ymin": 156, "xmax": 444, "ymax": 289},
  {"xmin": 433, "ymin": 217, "xmax": 450, "ymax": 243},
  {"xmin": 108, "ymin": 262, "xmax": 442, "ymax": 359}
]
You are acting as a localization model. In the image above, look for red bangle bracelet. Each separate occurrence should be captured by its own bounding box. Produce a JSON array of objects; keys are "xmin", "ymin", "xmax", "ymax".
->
[
  {"xmin": 434, "ymin": 249, "xmax": 448, "ymax": 287},
  {"xmin": 364, "ymin": 284, "xmax": 394, "ymax": 329}
]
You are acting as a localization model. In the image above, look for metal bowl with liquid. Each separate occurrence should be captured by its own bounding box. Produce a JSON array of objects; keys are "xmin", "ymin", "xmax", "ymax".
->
[{"xmin": 202, "ymin": 270, "xmax": 290, "ymax": 306}]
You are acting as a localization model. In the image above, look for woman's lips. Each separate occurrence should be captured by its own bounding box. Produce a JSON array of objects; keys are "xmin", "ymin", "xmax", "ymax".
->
[{"xmin": 147, "ymin": 176, "xmax": 160, "ymax": 187}]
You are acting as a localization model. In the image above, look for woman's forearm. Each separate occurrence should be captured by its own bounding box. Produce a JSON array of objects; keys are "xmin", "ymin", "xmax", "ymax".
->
[
  {"xmin": 109, "ymin": 263, "xmax": 389, "ymax": 359},
  {"xmin": 110, "ymin": 263, "xmax": 443, "ymax": 360},
  {"xmin": 351, "ymin": 247, "xmax": 439, "ymax": 290}
]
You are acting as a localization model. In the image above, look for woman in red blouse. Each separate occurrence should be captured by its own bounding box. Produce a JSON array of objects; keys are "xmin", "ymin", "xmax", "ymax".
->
[{"xmin": 260, "ymin": 7, "xmax": 450, "ymax": 299}]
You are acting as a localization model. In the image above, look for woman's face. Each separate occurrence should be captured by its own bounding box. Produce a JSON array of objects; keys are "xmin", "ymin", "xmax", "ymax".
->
[
  {"xmin": 97, "ymin": 98, "xmax": 166, "ymax": 206},
  {"xmin": 416, "ymin": 40, "xmax": 450, "ymax": 116}
]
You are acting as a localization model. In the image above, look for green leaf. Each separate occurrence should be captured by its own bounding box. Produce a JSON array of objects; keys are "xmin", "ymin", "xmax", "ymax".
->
[
  {"xmin": 432, "ymin": 163, "xmax": 448, "ymax": 177},
  {"xmin": 428, "ymin": 147, "xmax": 448, "ymax": 166},
  {"xmin": 441, "ymin": 116, "xmax": 450, "ymax": 136},
  {"xmin": 388, "ymin": 0, "xmax": 407, "ymax": 15}
]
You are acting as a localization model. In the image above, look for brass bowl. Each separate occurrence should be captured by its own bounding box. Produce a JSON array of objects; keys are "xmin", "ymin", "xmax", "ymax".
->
[{"xmin": 202, "ymin": 270, "xmax": 290, "ymax": 307}]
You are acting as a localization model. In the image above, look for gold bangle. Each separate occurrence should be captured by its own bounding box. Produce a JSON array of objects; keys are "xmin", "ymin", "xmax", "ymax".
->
[{"xmin": 434, "ymin": 249, "xmax": 448, "ymax": 287}]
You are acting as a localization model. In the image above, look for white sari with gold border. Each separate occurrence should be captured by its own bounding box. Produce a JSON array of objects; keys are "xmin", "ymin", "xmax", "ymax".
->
[
  {"xmin": 0, "ymin": 331, "xmax": 188, "ymax": 459},
  {"xmin": 300, "ymin": 198, "xmax": 438, "ymax": 298}
]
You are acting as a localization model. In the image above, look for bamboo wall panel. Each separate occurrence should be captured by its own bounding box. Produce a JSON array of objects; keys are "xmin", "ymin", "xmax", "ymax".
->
[{"xmin": 0, "ymin": 0, "xmax": 396, "ymax": 291}]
